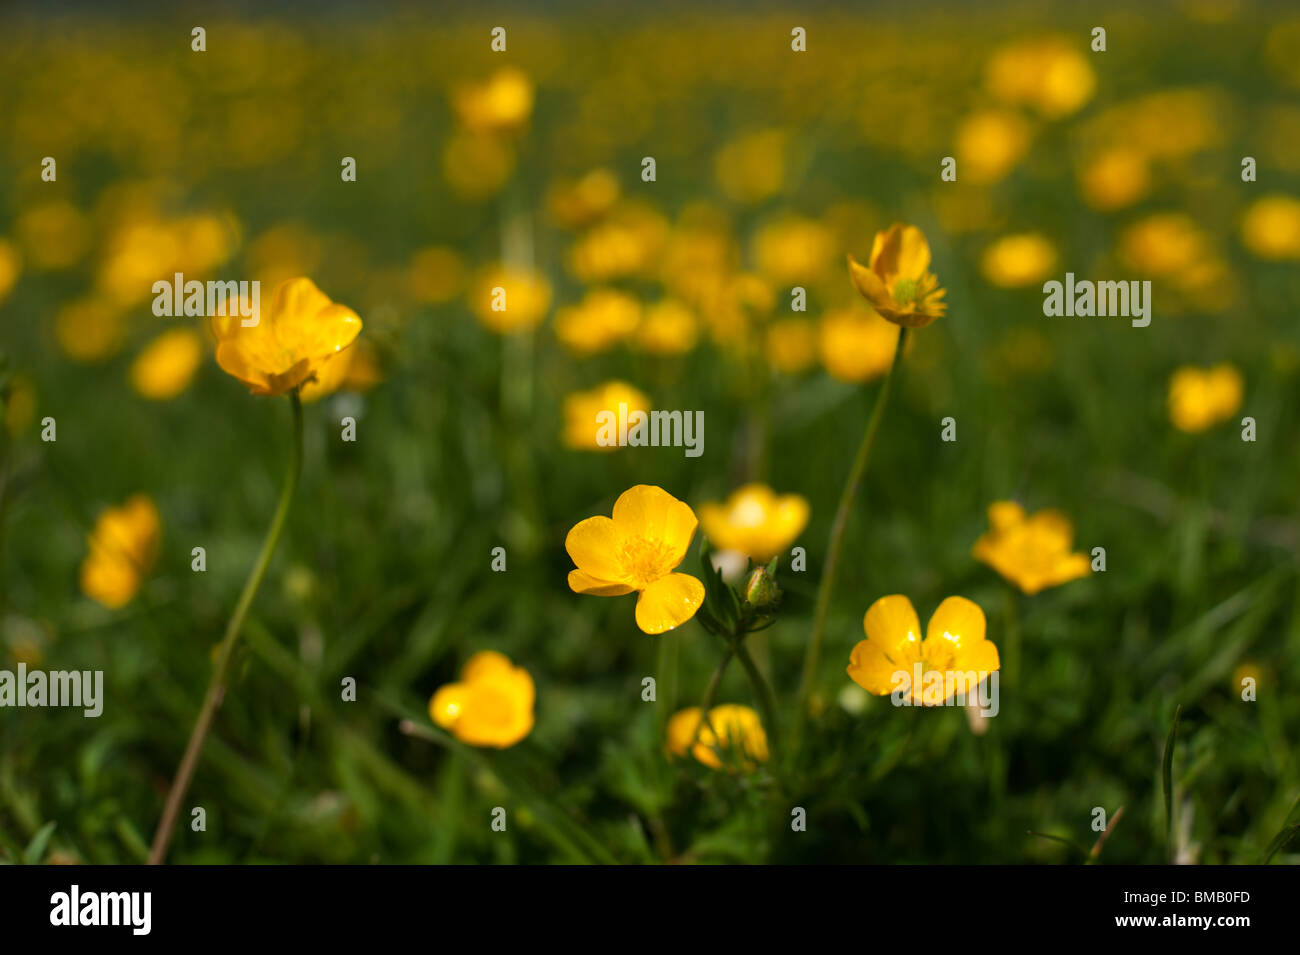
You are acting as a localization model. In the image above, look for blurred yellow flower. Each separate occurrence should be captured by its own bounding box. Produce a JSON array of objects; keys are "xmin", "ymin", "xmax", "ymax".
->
[
  {"xmin": 0, "ymin": 239, "xmax": 20, "ymax": 305},
  {"xmin": 555, "ymin": 288, "xmax": 640, "ymax": 355},
  {"xmin": 563, "ymin": 381, "xmax": 651, "ymax": 451},
  {"xmin": 666, "ymin": 704, "xmax": 769, "ymax": 771},
  {"xmin": 635, "ymin": 300, "xmax": 698, "ymax": 355},
  {"xmin": 847, "ymin": 595, "xmax": 999, "ymax": 704},
  {"xmin": 429, "ymin": 650, "xmax": 535, "ymax": 748},
  {"xmin": 407, "ymin": 246, "xmax": 465, "ymax": 303},
  {"xmin": 443, "ymin": 131, "xmax": 515, "ymax": 199},
  {"xmin": 698, "ymin": 483, "xmax": 809, "ymax": 563},
  {"xmin": 80, "ymin": 494, "xmax": 161, "ymax": 609},
  {"xmin": 568, "ymin": 203, "xmax": 668, "ymax": 282},
  {"xmin": 471, "ymin": 265, "xmax": 552, "ymax": 334},
  {"xmin": 55, "ymin": 298, "xmax": 126, "ymax": 363},
  {"xmin": 766, "ymin": 318, "xmax": 817, "ymax": 374},
  {"xmin": 986, "ymin": 36, "xmax": 1095, "ymax": 118},
  {"xmin": 129, "ymin": 329, "xmax": 204, "ymax": 400},
  {"xmin": 453, "ymin": 68, "xmax": 534, "ymax": 134},
  {"xmin": 980, "ymin": 233, "xmax": 1057, "ymax": 288},
  {"xmin": 820, "ymin": 307, "xmax": 902, "ymax": 384},
  {"xmin": 565, "ymin": 484, "xmax": 704, "ymax": 635},
  {"xmin": 956, "ymin": 109, "xmax": 1032, "ymax": 184},
  {"xmin": 213, "ymin": 277, "xmax": 362, "ymax": 396},
  {"xmin": 1078, "ymin": 148, "xmax": 1150, "ymax": 211},
  {"xmin": 753, "ymin": 216, "xmax": 836, "ymax": 284},
  {"xmin": 848, "ymin": 224, "xmax": 947, "ymax": 328},
  {"xmin": 1168, "ymin": 363, "xmax": 1243, "ymax": 433},
  {"xmin": 973, "ymin": 501, "xmax": 1091, "ymax": 595},
  {"xmin": 1240, "ymin": 195, "xmax": 1300, "ymax": 260},
  {"xmin": 1118, "ymin": 213, "xmax": 1211, "ymax": 275},
  {"xmin": 714, "ymin": 129, "xmax": 787, "ymax": 204},
  {"xmin": 548, "ymin": 168, "xmax": 620, "ymax": 229}
]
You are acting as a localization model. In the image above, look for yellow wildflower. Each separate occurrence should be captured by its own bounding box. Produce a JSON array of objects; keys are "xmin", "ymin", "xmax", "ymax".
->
[
  {"xmin": 986, "ymin": 36, "xmax": 1095, "ymax": 118},
  {"xmin": 430, "ymin": 651, "xmax": 535, "ymax": 748},
  {"xmin": 563, "ymin": 381, "xmax": 652, "ymax": 451},
  {"xmin": 565, "ymin": 485, "xmax": 704, "ymax": 635},
  {"xmin": 955, "ymin": 109, "xmax": 1032, "ymax": 184},
  {"xmin": 55, "ymin": 298, "xmax": 126, "ymax": 363},
  {"xmin": 753, "ymin": 216, "xmax": 836, "ymax": 284},
  {"xmin": 452, "ymin": 69, "xmax": 534, "ymax": 134},
  {"xmin": 1240, "ymin": 195, "xmax": 1300, "ymax": 260},
  {"xmin": 980, "ymin": 233, "xmax": 1057, "ymax": 288},
  {"xmin": 213, "ymin": 277, "xmax": 361, "ymax": 396},
  {"xmin": 666, "ymin": 704, "xmax": 769, "ymax": 770},
  {"xmin": 848, "ymin": 595, "xmax": 998, "ymax": 705},
  {"xmin": 1078, "ymin": 148, "xmax": 1150, "ymax": 211},
  {"xmin": 0, "ymin": 239, "xmax": 21, "ymax": 305},
  {"xmin": 555, "ymin": 289, "xmax": 640, "ymax": 355},
  {"xmin": 548, "ymin": 169, "xmax": 621, "ymax": 229},
  {"xmin": 129, "ymin": 329, "xmax": 204, "ymax": 400},
  {"xmin": 766, "ymin": 318, "xmax": 817, "ymax": 374},
  {"xmin": 471, "ymin": 265, "xmax": 551, "ymax": 335},
  {"xmin": 972, "ymin": 501, "xmax": 1091, "ymax": 595},
  {"xmin": 80, "ymin": 494, "xmax": 161, "ymax": 609},
  {"xmin": 847, "ymin": 224, "xmax": 947, "ymax": 328},
  {"xmin": 818, "ymin": 308, "xmax": 901, "ymax": 382},
  {"xmin": 1168, "ymin": 364, "xmax": 1244, "ymax": 433},
  {"xmin": 698, "ymin": 484, "xmax": 809, "ymax": 563}
]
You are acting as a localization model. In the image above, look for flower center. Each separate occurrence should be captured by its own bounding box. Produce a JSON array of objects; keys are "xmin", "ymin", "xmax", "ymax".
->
[
  {"xmin": 892, "ymin": 278, "xmax": 919, "ymax": 306},
  {"xmin": 618, "ymin": 535, "xmax": 674, "ymax": 588}
]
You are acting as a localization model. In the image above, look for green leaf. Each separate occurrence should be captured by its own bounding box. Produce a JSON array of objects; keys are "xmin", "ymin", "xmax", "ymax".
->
[
  {"xmin": 22, "ymin": 821, "xmax": 56, "ymax": 865},
  {"xmin": 1262, "ymin": 793, "xmax": 1300, "ymax": 863},
  {"xmin": 1162, "ymin": 704, "xmax": 1182, "ymax": 847}
]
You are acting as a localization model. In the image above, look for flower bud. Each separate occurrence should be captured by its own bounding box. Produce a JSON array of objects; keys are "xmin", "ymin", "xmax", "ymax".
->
[{"xmin": 744, "ymin": 564, "xmax": 781, "ymax": 611}]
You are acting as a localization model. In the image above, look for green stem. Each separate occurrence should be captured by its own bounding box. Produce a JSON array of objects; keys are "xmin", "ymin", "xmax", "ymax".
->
[
  {"xmin": 685, "ymin": 642, "xmax": 735, "ymax": 755},
  {"xmin": 794, "ymin": 329, "xmax": 908, "ymax": 746},
  {"xmin": 148, "ymin": 392, "xmax": 304, "ymax": 865},
  {"xmin": 733, "ymin": 638, "xmax": 780, "ymax": 760}
]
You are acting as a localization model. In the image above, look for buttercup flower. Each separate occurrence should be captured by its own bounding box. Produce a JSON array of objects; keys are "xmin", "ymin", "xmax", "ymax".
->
[
  {"xmin": 1240, "ymin": 195, "xmax": 1300, "ymax": 261},
  {"xmin": 130, "ymin": 329, "xmax": 204, "ymax": 400},
  {"xmin": 213, "ymin": 277, "xmax": 361, "ymax": 396},
  {"xmin": 980, "ymin": 233, "xmax": 1057, "ymax": 288},
  {"xmin": 471, "ymin": 265, "xmax": 552, "ymax": 334},
  {"xmin": 80, "ymin": 494, "xmax": 161, "ymax": 609},
  {"xmin": 430, "ymin": 651, "xmax": 535, "ymax": 748},
  {"xmin": 847, "ymin": 224, "xmax": 947, "ymax": 327},
  {"xmin": 666, "ymin": 704, "xmax": 769, "ymax": 770},
  {"xmin": 555, "ymin": 288, "xmax": 641, "ymax": 355},
  {"xmin": 818, "ymin": 307, "xmax": 901, "ymax": 382},
  {"xmin": 972, "ymin": 501, "xmax": 1091, "ymax": 595},
  {"xmin": 563, "ymin": 380, "xmax": 651, "ymax": 451},
  {"xmin": 847, "ymin": 595, "xmax": 999, "ymax": 705},
  {"xmin": 1168, "ymin": 363, "xmax": 1243, "ymax": 433},
  {"xmin": 766, "ymin": 318, "xmax": 817, "ymax": 374},
  {"xmin": 698, "ymin": 483, "xmax": 809, "ymax": 563},
  {"xmin": 565, "ymin": 485, "xmax": 705, "ymax": 634},
  {"xmin": 452, "ymin": 68, "xmax": 535, "ymax": 134}
]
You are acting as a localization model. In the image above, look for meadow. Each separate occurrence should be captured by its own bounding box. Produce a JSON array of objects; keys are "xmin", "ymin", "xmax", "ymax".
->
[{"xmin": 1, "ymin": 1, "xmax": 1298, "ymax": 865}]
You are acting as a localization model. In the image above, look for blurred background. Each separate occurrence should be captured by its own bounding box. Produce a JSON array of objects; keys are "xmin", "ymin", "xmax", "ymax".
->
[{"xmin": 1, "ymin": 0, "xmax": 1298, "ymax": 863}]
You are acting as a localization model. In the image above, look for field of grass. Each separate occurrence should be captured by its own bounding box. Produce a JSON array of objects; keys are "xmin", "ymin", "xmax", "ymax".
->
[{"xmin": 1, "ymin": 2, "xmax": 1298, "ymax": 865}]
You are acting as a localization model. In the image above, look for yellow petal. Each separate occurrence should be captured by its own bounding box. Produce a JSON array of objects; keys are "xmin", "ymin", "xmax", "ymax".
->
[
  {"xmin": 925, "ymin": 595, "xmax": 987, "ymax": 652},
  {"xmin": 430, "ymin": 682, "xmax": 468, "ymax": 728},
  {"xmin": 987, "ymin": 500, "xmax": 1025, "ymax": 532},
  {"xmin": 612, "ymin": 485, "xmax": 698, "ymax": 566},
  {"xmin": 276, "ymin": 302, "xmax": 362, "ymax": 363},
  {"xmin": 892, "ymin": 226, "xmax": 932, "ymax": 280},
  {"xmin": 567, "ymin": 569, "xmax": 635, "ymax": 596},
  {"xmin": 634, "ymin": 572, "xmax": 704, "ymax": 634},
  {"xmin": 847, "ymin": 254, "xmax": 891, "ymax": 310},
  {"xmin": 847, "ymin": 638, "xmax": 909, "ymax": 696},
  {"xmin": 461, "ymin": 650, "xmax": 514, "ymax": 682},
  {"xmin": 863, "ymin": 594, "xmax": 923, "ymax": 663},
  {"xmin": 271, "ymin": 276, "xmax": 335, "ymax": 325},
  {"xmin": 564, "ymin": 515, "xmax": 628, "ymax": 582}
]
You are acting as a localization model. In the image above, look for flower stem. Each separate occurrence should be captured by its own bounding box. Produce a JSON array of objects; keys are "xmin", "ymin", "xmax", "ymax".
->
[
  {"xmin": 685, "ymin": 641, "xmax": 735, "ymax": 754},
  {"xmin": 733, "ymin": 637, "xmax": 779, "ymax": 760},
  {"xmin": 148, "ymin": 392, "xmax": 304, "ymax": 865},
  {"xmin": 793, "ymin": 328, "xmax": 908, "ymax": 747}
]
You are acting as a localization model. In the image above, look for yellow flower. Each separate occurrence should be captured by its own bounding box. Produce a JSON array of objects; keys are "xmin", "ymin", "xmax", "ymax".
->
[
  {"xmin": 568, "ymin": 203, "xmax": 668, "ymax": 282},
  {"xmin": 565, "ymin": 485, "xmax": 705, "ymax": 634},
  {"xmin": 665, "ymin": 704, "xmax": 769, "ymax": 770},
  {"xmin": 548, "ymin": 169, "xmax": 621, "ymax": 229},
  {"xmin": 55, "ymin": 298, "xmax": 126, "ymax": 363},
  {"xmin": 555, "ymin": 289, "xmax": 640, "ymax": 355},
  {"xmin": 955, "ymin": 109, "xmax": 1032, "ymax": 184},
  {"xmin": 213, "ymin": 277, "xmax": 361, "ymax": 397},
  {"xmin": 453, "ymin": 68, "xmax": 534, "ymax": 134},
  {"xmin": 714, "ymin": 129, "xmax": 787, "ymax": 204},
  {"xmin": 1168, "ymin": 364, "xmax": 1244, "ymax": 433},
  {"xmin": 847, "ymin": 225, "xmax": 947, "ymax": 328},
  {"xmin": 1240, "ymin": 195, "xmax": 1300, "ymax": 260},
  {"xmin": 980, "ymin": 233, "xmax": 1057, "ymax": 288},
  {"xmin": 17, "ymin": 201, "xmax": 92, "ymax": 270},
  {"xmin": 753, "ymin": 216, "xmax": 836, "ymax": 284},
  {"xmin": 986, "ymin": 36, "xmax": 1095, "ymax": 118},
  {"xmin": 847, "ymin": 595, "xmax": 999, "ymax": 705},
  {"xmin": 471, "ymin": 265, "xmax": 551, "ymax": 334},
  {"xmin": 0, "ymin": 239, "xmax": 21, "ymax": 305},
  {"xmin": 1078, "ymin": 148, "xmax": 1150, "ymax": 211},
  {"xmin": 443, "ymin": 131, "xmax": 516, "ymax": 200},
  {"xmin": 818, "ymin": 307, "xmax": 901, "ymax": 382},
  {"xmin": 429, "ymin": 651, "xmax": 534, "ymax": 748},
  {"xmin": 972, "ymin": 501, "xmax": 1091, "ymax": 595},
  {"xmin": 80, "ymin": 494, "xmax": 161, "ymax": 609},
  {"xmin": 129, "ymin": 329, "xmax": 204, "ymax": 400},
  {"xmin": 766, "ymin": 318, "xmax": 817, "ymax": 374},
  {"xmin": 563, "ymin": 380, "xmax": 651, "ymax": 450},
  {"xmin": 635, "ymin": 300, "xmax": 698, "ymax": 355},
  {"xmin": 698, "ymin": 484, "xmax": 809, "ymax": 563}
]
